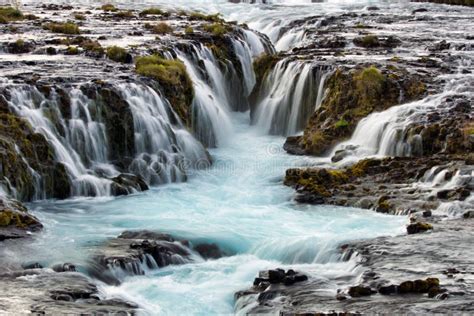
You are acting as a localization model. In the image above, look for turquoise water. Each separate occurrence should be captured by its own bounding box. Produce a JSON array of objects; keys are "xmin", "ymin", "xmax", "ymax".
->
[{"xmin": 27, "ymin": 112, "xmax": 406, "ymax": 315}]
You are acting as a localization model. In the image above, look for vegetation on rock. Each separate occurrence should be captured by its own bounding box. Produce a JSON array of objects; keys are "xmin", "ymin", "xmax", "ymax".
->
[
  {"xmin": 43, "ymin": 22, "xmax": 80, "ymax": 35},
  {"xmin": 0, "ymin": 6, "xmax": 24, "ymax": 24},
  {"xmin": 106, "ymin": 46, "xmax": 132, "ymax": 63},
  {"xmin": 299, "ymin": 65, "xmax": 427, "ymax": 155},
  {"xmin": 135, "ymin": 55, "xmax": 194, "ymax": 125}
]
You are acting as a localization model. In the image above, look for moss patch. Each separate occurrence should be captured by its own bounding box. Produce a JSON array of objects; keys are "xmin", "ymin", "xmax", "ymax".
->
[
  {"xmin": 43, "ymin": 22, "xmax": 80, "ymax": 34},
  {"xmin": 106, "ymin": 46, "xmax": 131, "ymax": 63},
  {"xmin": 135, "ymin": 55, "xmax": 194, "ymax": 125},
  {"xmin": 0, "ymin": 7, "xmax": 24, "ymax": 24}
]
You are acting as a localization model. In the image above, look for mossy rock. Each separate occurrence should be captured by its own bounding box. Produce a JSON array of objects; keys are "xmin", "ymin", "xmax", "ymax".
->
[
  {"xmin": 106, "ymin": 46, "xmax": 132, "ymax": 63},
  {"xmin": 0, "ymin": 7, "xmax": 24, "ymax": 24},
  {"xmin": 43, "ymin": 22, "xmax": 80, "ymax": 35},
  {"xmin": 300, "ymin": 65, "xmax": 428, "ymax": 155},
  {"xmin": 135, "ymin": 55, "xmax": 194, "ymax": 126}
]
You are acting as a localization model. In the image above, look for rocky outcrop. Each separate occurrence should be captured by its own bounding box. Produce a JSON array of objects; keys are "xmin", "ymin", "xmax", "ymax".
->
[
  {"xmin": 0, "ymin": 269, "xmax": 137, "ymax": 314},
  {"xmin": 0, "ymin": 196, "xmax": 42, "ymax": 241},
  {"xmin": 0, "ymin": 111, "xmax": 71, "ymax": 201},
  {"xmin": 284, "ymin": 155, "xmax": 472, "ymax": 215},
  {"xmin": 288, "ymin": 65, "xmax": 428, "ymax": 156},
  {"xmin": 87, "ymin": 230, "xmax": 225, "ymax": 285}
]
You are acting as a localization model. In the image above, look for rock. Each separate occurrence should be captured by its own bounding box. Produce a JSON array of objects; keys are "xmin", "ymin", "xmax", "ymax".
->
[
  {"xmin": 283, "ymin": 136, "xmax": 306, "ymax": 155},
  {"xmin": 407, "ymin": 222, "xmax": 433, "ymax": 235},
  {"xmin": 0, "ymin": 270, "xmax": 137, "ymax": 314},
  {"xmin": 0, "ymin": 197, "xmax": 42, "ymax": 241},
  {"xmin": 7, "ymin": 40, "xmax": 35, "ymax": 54},
  {"xmin": 86, "ymin": 231, "xmax": 193, "ymax": 285},
  {"xmin": 22, "ymin": 262, "xmax": 43, "ymax": 270},
  {"xmin": 412, "ymin": 8, "xmax": 428, "ymax": 14},
  {"xmin": 52, "ymin": 263, "xmax": 77, "ymax": 272},
  {"xmin": 379, "ymin": 284, "xmax": 398, "ymax": 295},
  {"xmin": 193, "ymin": 243, "xmax": 223, "ymax": 259},
  {"xmin": 348, "ymin": 285, "xmax": 375, "ymax": 297},
  {"xmin": 463, "ymin": 210, "xmax": 474, "ymax": 219},
  {"xmin": 423, "ymin": 210, "xmax": 432, "ymax": 217},
  {"xmin": 110, "ymin": 173, "xmax": 149, "ymax": 196}
]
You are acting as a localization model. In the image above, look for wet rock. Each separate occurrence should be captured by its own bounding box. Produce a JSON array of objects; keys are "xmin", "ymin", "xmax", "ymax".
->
[
  {"xmin": 52, "ymin": 263, "xmax": 77, "ymax": 272},
  {"xmin": 0, "ymin": 270, "xmax": 136, "ymax": 314},
  {"xmin": 7, "ymin": 39, "xmax": 35, "ymax": 54},
  {"xmin": 22, "ymin": 262, "xmax": 43, "ymax": 270},
  {"xmin": 283, "ymin": 136, "xmax": 307, "ymax": 155},
  {"xmin": 407, "ymin": 222, "xmax": 433, "ymax": 235},
  {"xmin": 110, "ymin": 173, "xmax": 149, "ymax": 196},
  {"xmin": 87, "ymin": 230, "xmax": 195, "ymax": 285},
  {"xmin": 193, "ymin": 243, "xmax": 223, "ymax": 259},
  {"xmin": 348, "ymin": 285, "xmax": 375, "ymax": 297},
  {"xmin": 0, "ymin": 196, "xmax": 42, "ymax": 241},
  {"xmin": 379, "ymin": 284, "xmax": 398, "ymax": 295},
  {"xmin": 429, "ymin": 40, "xmax": 451, "ymax": 52}
]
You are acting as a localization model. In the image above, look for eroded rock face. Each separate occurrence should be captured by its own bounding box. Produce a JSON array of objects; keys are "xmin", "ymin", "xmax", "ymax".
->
[
  {"xmin": 295, "ymin": 65, "xmax": 428, "ymax": 156},
  {"xmin": 0, "ymin": 196, "xmax": 42, "ymax": 241}
]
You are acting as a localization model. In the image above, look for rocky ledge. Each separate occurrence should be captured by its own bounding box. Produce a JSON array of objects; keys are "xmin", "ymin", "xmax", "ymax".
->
[
  {"xmin": 236, "ymin": 216, "xmax": 474, "ymax": 314},
  {"xmin": 0, "ymin": 195, "xmax": 42, "ymax": 241},
  {"xmin": 87, "ymin": 230, "xmax": 225, "ymax": 285},
  {"xmin": 0, "ymin": 269, "xmax": 137, "ymax": 314}
]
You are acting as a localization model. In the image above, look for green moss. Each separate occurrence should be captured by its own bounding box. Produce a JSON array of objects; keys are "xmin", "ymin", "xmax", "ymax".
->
[
  {"xmin": 135, "ymin": 55, "xmax": 194, "ymax": 126},
  {"xmin": 334, "ymin": 119, "xmax": 349, "ymax": 129},
  {"xmin": 203, "ymin": 23, "xmax": 229, "ymax": 37},
  {"xmin": 184, "ymin": 26, "xmax": 194, "ymax": 35},
  {"xmin": 43, "ymin": 22, "xmax": 80, "ymax": 35},
  {"xmin": 115, "ymin": 10, "xmax": 134, "ymax": 18},
  {"xmin": 354, "ymin": 23, "xmax": 368, "ymax": 29},
  {"xmin": 101, "ymin": 4, "xmax": 118, "ymax": 12},
  {"xmin": 151, "ymin": 22, "xmax": 174, "ymax": 34},
  {"xmin": 0, "ymin": 7, "xmax": 23, "ymax": 23},
  {"xmin": 74, "ymin": 13, "xmax": 86, "ymax": 20},
  {"xmin": 139, "ymin": 7, "xmax": 164, "ymax": 16},
  {"xmin": 66, "ymin": 46, "xmax": 79, "ymax": 55},
  {"xmin": 136, "ymin": 55, "xmax": 189, "ymax": 86},
  {"xmin": 81, "ymin": 40, "xmax": 104, "ymax": 55},
  {"xmin": 348, "ymin": 159, "xmax": 381, "ymax": 177},
  {"xmin": 253, "ymin": 54, "xmax": 281, "ymax": 83},
  {"xmin": 353, "ymin": 35, "xmax": 380, "ymax": 48},
  {"xmin": 189, "ymin": 12, "xmax": 223, "ymax": 23},
  {"xmin": 106, "ymin": 46, "xmax": 130, "ymax": 63}
]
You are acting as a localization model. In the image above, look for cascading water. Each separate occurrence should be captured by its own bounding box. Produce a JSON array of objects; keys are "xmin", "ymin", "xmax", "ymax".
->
[
  {"xmin": 6, "ymin": 85, "xmax": 114, "ymax": 198},
  {"xmin": 332, "ymin": 74, "xmax": 473, "ymax": 160},
  {"xmin": 118, "ymin": 83, "xmax": 208, "ymax": 185},
  {"xmin": 252, "ymin": 59, "xmax": 331, "ymax": 136}
]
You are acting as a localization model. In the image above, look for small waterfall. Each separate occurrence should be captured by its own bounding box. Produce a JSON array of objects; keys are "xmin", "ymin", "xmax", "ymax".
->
[
  {"xmin": 119, "ymin": 83, "xmax": 209, "ymax": 185},
  {"xmin": 2, "ymin": 81, "xmax": 211, "ymax": 199},
  {"xmin": 333, "ymin": 74, "xmax": 473, "ymax": 159},
  {"xmin": 6, "ymin": 86, "xmax": 114, "ymax": 198},
  {"xmin": 177, "ymin": 44, "xmax": 235, "ymax": 147},
  {"xmin": 252, "ymin": 59, "xmax": 331, "ymax": 136}
]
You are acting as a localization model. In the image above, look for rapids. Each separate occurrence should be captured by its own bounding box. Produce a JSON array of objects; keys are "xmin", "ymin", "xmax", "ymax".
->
[{"xmin": 26, "ymin": 113, "xmax": 406, "ymax": 315}]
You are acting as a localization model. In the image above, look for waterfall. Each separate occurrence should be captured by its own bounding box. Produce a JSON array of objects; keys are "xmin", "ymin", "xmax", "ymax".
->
[
  {"xmin": 176, "ymin": 43, "xmax": 241, "ymax": 147},
  {"xmin": 252, "ymin": 59, "xmax": 331, "ymax": 136},
  {"xmin": 119, "ymin": 83, "xmax": 209, "ymax": 185},
  {"xmin": 332, "ymin": 74, "xmax": 473, "ymax": 159},
  {"xmin": 6, "ymin": 85, "xmax": 114, "ymax": 198},
  {"xmin": 2, "ymin": 81, "xmax": 212, "ymax": 199}
]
